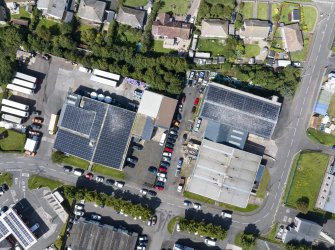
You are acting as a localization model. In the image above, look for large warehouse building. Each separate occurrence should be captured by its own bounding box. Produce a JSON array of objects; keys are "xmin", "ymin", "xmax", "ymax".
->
[
  {"xmin": 54, "ymin": 92, "xmax": 136, "ymax": 169},
  {"xmin": 200, "ymin": 82, "xmax": 281, "ymax": 139},
  {"xmin": 186, "ymin": 139, "xmax": 262, "ymax": 208}
]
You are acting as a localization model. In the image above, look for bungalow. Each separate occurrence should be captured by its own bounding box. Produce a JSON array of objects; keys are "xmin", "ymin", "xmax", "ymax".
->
[
  {"xmin": 201, "ymin": 19, "xmax": 229, "ymax": 39},
  {"xmin": 116, "ymin": 6, "xmax": 146, "ymax": 29},
  {"xmin": 239, "ymin": 19, "xmax": 271, "ymax": 41},
  {"xmin": 77, "ymin": 0, "xmax": 106, "ymax": 23},
  {"xmin": 281, "ymin": 23, "xmax": 303, "ymax": 52}
]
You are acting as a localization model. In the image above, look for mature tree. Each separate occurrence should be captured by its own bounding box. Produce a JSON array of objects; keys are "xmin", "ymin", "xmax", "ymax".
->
[
  {"xmin": 296, "ymin": 197, "xmax": 309, "ymax": 214},
  {"xmin": 240, "ymin": 232, "xmax": 257, "ymax": 248},
  {"xmin": 51, "ymin": 151, "xmax": 65, "ymax": 163},
  {"xmin": 81, "ymin": 28, "xmax": 98, "ymax": 45},
  {"xmin": 211, "ymin": 4, "xmax": 224, "ymax": 17},
  {"xmin": 36, "ymin": 25, "xmax": 52, "ymax": 41},
  {"xmin": 235, "ymin": 13, "xmax": 244, "ymax": 29}
]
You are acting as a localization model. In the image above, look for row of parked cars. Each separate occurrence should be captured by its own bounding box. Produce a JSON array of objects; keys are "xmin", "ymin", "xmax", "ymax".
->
[
  {"xmin": 63, "ymin": 166, "xmax": 125, "ymax": 188},
  {"xmin": 125, "ymin": 142, "xmax": 144, "ymax": 168}
]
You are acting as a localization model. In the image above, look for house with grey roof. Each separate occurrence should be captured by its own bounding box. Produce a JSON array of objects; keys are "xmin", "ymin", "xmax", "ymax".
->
[
  {"xmin": 116, "ymin": 6, "xmax": 146, "ymax": 29},
  {"xmin": 201, "ymin": 19, "xmax": 229, "ymax": 39},
  {"xmin": 78, "ymin": 0, "xmax": 107, "ymax": 23},
  {"xmin": 37, "ymin": 0, "xmax": 69, "ymax": 20},
  {"xmin": 239, "ymin": 19, "xmax": 271, "ymax": 41}
]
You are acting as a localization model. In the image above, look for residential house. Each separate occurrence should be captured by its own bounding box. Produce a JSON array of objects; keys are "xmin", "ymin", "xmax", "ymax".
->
[
  {"xmin": 239, "ymin": 19, "xmax": 271, "ymax": 41},
  {"xmin": 201, "ymin": 19, "xmax": 229, "ymax": 39},
  {"xmin": 116, "ymin": 6, "xmax": 146, "ymax": 29},
  {"xmin": 77, "ymin": 0, "xmax": 107, "ymax": 23},
  {"xmin": 152, "ymin": 13, "xmax": 192, "ymax": 40},
  {"xmin": 37, "ymin": 0, "xmax": 69, "ymax": 20},
  {"xmin": 0, "ymin": 5, "xmax": 7, "ymax": 24},
  {"xmin": 282, "ymin": 217, "xmax": 322, "ymax": 244},
  {"xmin": 291, "ymin": 9, "xmax": 300, "ymax": 22},
  {"xmin": 281, "ymin": 23, "xmax": 303, "ymax": 52}
]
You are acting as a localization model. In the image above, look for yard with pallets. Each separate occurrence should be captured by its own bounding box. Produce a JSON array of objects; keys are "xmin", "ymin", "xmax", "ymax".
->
[{"xmin": 284, "ymin": 151, "xmax": 329, "ymax": 212}]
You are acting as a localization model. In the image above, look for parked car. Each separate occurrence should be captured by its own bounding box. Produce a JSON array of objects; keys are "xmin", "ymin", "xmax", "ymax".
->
[
  {"xmin": 182, "ymin": 133, "xmax": 188, "ymax": 143},
  {"xmin": 95, "ymin": 176, "xmax": 104, "ymax": 183},
  {"xmin": 168, "ymin": 134, "xmax": 178, "ymax": 140},
  {"xmin": 155, "ymin": 185, "xmax": 164, "ymax": 191},
  {"xmin": 194, "ymin": 118, "xmax": 202, "ymax": 132},
  {"xmin": 164, "ymin": 147, "xmax": 173, "ymax": 153},
  {"xmin": 176, "ymin": 223, "xmax": 181, "ymax": 232},
  {"xmin": 176, "ymin": 113, "xmax": 182, "ymax": 121},
  {"xmin": 178, "ymin": 104, "xmax": 183, "ymax": 113},
  {"xmin": 114, "ymin": 181, "xmax": 124, "ymax": 188},
  {"xmin": 165, "ymin": 143, "xmax": 174, "ymax": 149},
  {"xmin": 159, "ymin": 166, "xmax": 168, "ymax": 173},
  {"xmin": 162, "ymin": 156, "xmax": 171, "ymax": 163},
  {"xmin": 162, "ymin": 152, "xmax": 172, "ymax": 157},
  {"xmin": 30, "ymin": 124, "xmax": 41, "ymax": 130},
  {"xmin": 175, "ymin": 169, "xmax": 181, "ymax": 177},
  {"xmin": 125, "ymin": 162, "xmax": 135, "ymax": 168},
  {"xmin": 1, "ymin": 184, "xmax": 8, "ymax": 192},
  {"xmin": 91, "ymin": 214, "xmax": 101, "ymax": 220},
  {"xmin": 183, "ymin": 200, "xmax": 192, "ymax": 206},
  {"xmin": 75, "ymin": 204, "xmax": 84, "ymax": 210},
  {"xmin": 148, "ymin": 166, "xmax": 157, "ymax": 174},
  {"xmin": 155, "ymin": 180, "xmax": 165, "ymax": 187},
  {"xmin": 193, "ymin": 203, "xmax": 201, "ymax": 210},
  {"xmin": 181, "ymin": 95, "xmax": 186, "ymax": 104},
  {"xmin": 106, "ymin": 179, "xmax": 114, "ymax": 185},
  {"xmin": 166, "ymin": 138, "xmax": 176, "ymax": 144},
  {"xmin": 221, "ymin": 210, "xmax": 232, "ymax": 218},
  {"xmin": 177, "ymin": 158, "xmax": 183, "ymax": 168},
  {"xmin": 156, "ymin": 173, "xmax": 166, "ymax": 178},
  {"xmin": 140, "ymin": 188, "xmax": 148, "ymax": 195},
  {"xmin": 191, "ymin": 106, "xmax": 197, "ymax": 113},
  {"xmin": 160, "ymin": 161, "xmax": 170, "ymax": 168},
  {"xmin": 169, "ymin": 130, "xmax": 177, "ymax": 135},
  {"xmin": 85, "ymin": 172, "xmax": 94, "ymax": 180},
  {"xmin": 132, "ymin": 143, "xmax": 143, "ymax": 150},
  {"xmin": 194, "ymin": 97, "xmax": 200, "ymax": 105},
  {"xmin": 157, "ymin": 177, "xmax": 167, "ymax": 183},
  {"xmin": 74, "ymin": 210, "xmax": 84, "ymax": 216},
  {"xmin": 170, "ymin": 126, "xmax": 179, "ymax": 132},
  {"xmin": 32, "ymin": 110, "xmax": 41, "ymax": 116},
  {"xmin": 147, "ymin": 190, "xmax": 157, "ymax": 197},
  {"xmin": 32, "ymin": 117, "xmax": 43, "ymax": 124},
  {"xmin": 63, "ymin": 166, "xmax": 72, "ymax": 172},
  {"xmin": 204, "ymin": 238, "xmax": 216, "ymax": 246},
  {"xmin": 127, "ymin": 156, "xmax": 138, "ymax": 164}
]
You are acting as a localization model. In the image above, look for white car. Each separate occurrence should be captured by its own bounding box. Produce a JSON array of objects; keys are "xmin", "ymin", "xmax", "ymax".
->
[
  {"xmin": 176, "ymin": 223, "xmax": 181, "ymax": 232},
  {"xmin": 157, "ymin": 177, "xmax": 167, "ymax": 182},
  {"xmin": 91, "ymin": 214, "xmax": 101, "ymax": 220},
  {"xmin": 194, "ymin": 118, "xmax": 202, "ymax": 132},
  {"xmin": 156, "ymin": 173, "xmax": 166, "ymax": 178},
  {"xmin": 162, "ymin": 152, "xmax": 172, "ymax": 157},
  {"xmin": 193, "ymin": 203, "xmax": 201, "ymax": 210},
  {"xmin": 74, "ymin": 210, "xmax": 84, "ymax": 216},
  {"xmin": 95, "ymin": 176, "xmax": 104, "ymax": 182},
  {"xmin": 74, "ymin": 204, "xmax": 84, "ymax": 210},
  {"xmin": 140, "ymin": 188, "xmax": 148, "ymax": 195},
  {"xmin": 114, "ymin": 181, "xmax": 124, "ymax": 188}
]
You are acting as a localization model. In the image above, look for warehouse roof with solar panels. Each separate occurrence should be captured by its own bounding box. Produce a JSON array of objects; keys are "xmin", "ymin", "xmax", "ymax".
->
[
  {"xmin": 54, "ymin": 92, "xmax": 136, "ymax": 169},
  {"xmin": 200, "ymin": 82, "xmax": 281, "ymax": 139}
]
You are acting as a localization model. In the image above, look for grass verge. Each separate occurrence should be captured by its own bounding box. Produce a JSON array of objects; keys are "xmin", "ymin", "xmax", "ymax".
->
[
  {"xmin": 0, "ymin": 128, "xmax": 26, "ymax": 152},
  {"xmin": 0, "ymin": 172, "xmax": 13, "ymax": 186},
  {"xmin": 284, "ymin": 151, "xmax": 329, "ymax": 211},
  {"xmin": 92, "ymin": 164, "xmax": 125, "ymax": 180},
  {"xmin": 167, "ymin": 216, "xmax": 181, "ymax": 234},
  {"xmin": 244, "ymin": 44, "xmax": 260, "ymax": 58},
  {"xmin": 124, "ymin": 0, "xmax": 148, "ymax": 7},
  {"xmin": 307, "ymin": 128, "xmax": 335, "ymax": 146},
  {"xmin": 183, "ymin": 191, "xmax": 215, "ymax": 204},
  {"xmin": 62, "ymin": 156, "xmax": 89, "ymax": 170},
  {"xmin": 219, "ymin": 203, "xmax": 259, "ymax": 213},
  {"xmin": 28, "ymin": 175, "xmax": 63, "ymax": 190},
  {"xmin": 256, "ymin": 168, "xmax": 270, "ymax": 198},
  {"xmin": 302, "ymin": 6, "xmax": 317, "ymax": 32}
]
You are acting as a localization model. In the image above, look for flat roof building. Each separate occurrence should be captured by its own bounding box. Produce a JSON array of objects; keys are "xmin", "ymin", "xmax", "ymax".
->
[
  {"xmin": 54, "ymin": 92, "xmax": 136, "ymax": 169},
  {"xmin": 186, "ymin": 139, "xmax": 262, "ymax": 208},
  {"xmin": 200, "ymin": 82, "xmax": 281, "ymax": 139},
  {"xmin": 0, "ymin": 208, "xmax": 37, "ymax": 250},
  {"xmin": 65, "ymin": 218, "xmax": 138, "ymax": 250}
]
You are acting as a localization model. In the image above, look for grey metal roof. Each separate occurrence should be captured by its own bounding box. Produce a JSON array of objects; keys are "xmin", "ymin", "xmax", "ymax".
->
[
  {"xmin": 141, "ymin": 116, "xmax": 154, "ymax": 141},
  {"xmin": 283, "ymin": 218, "xmax": 322, "ymax": 244},
  {"xmin": 116, "ymin": 6, "xmax": 146, "ymax": 29},
  {"xmin": 54, "ymin": 94, "xmax": 135, "ymax": 169},
  {"xmin": 200, "ymin": 82, "xmax": 281, "ymax": 139},
  {"xmin": 47, "ymin": 0, "xmax": 67, "ymax": 19},
  {"xmin": 324, "ymin": 178, "xmax": 335, "ymax": 213}
]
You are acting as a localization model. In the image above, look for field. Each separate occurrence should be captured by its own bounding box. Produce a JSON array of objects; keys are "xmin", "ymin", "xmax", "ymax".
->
[
  {"xmin": 244, "ymin": 44, "xmax": 260, "ymax": 58},
  {"xmin": 307, "ymin": 128, "xmax": 335, "ymax": 146},
  {"xmin": 28, "ymin": 175, "xmax": 63, "ymax": 190},
  {"xmin": 92, "ymin": 164, "xmax": 125, "ymax": 180},
  {"xmin": 159, "ymin": 0, "xmax": 191, "ymax": 16},
  {"xmin": 302, "ymin": 6, "xmax": 317, "ymax": 32},
  {"xmin": 290, "ymin": 36, "xmax": 310, "ymax": 61},
  {"xmin": 257, "ymin": 3, "xmax": 268, "ymax": 20},
  {"xmin": 197, "ymin": 39, "xmax": 227, "ymax": 56},
  {"xmin": 124, "ymin": 0, "xmax": 148, "ymax": 7},
  {"xmin": 153, "ymin": 40, "xmax": 175, "ymax": 53},
  {"xmin": 62, "ymin": 156, "xmax": 89, "ymax": 170},
  {"xmin": 285, "ymin": 151, "xmax": 329, "ymax": 211},
  {"xmin": 240, "ymin": 2, "xmax": 254, "ymax": 19},
  {"xmin": 0, "ymin": 172, "xmax": 13, "ymax": 186},
  {"xmin": 256, "ymin": 168, "xmax": 270, "ymax": 199},
  {"xmin": 0, "ymin": 128, "xmax": 26, "ymax": 152}
]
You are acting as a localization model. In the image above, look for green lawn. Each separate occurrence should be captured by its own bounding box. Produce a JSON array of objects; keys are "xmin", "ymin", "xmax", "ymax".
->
[
  {"xmin": 257, "ymin": 3, "xmax": 268, "ymax": 20},
  {"xmin": 272, "ymin": 3, "xmax": 280, "ymax": 19},
  {"xmin": 167, "ymin": 216, "xmax": 181, "ymax": 234},
  {"xmin": 197, "ymin": 39, "xmax": 227, "ymax": 56},
  {"xmin": 78, "ymin": 23, "xmax": 95, "ymax": 32},
  {"xmin": 0, "ymin": 128, "xmax": 26, "ymax": 152},
  {"xmin": 28, "ymin": 175, "xmax": 63, "ymax": 190},
  {"xmin": 0, "ymin": 172, "xmax": 13, "ymax": 187},
  {"xmin": 280, "ymin": 3, "xmax": 299, "ymax": 24},
  {"xmin": 153, "ymin": 40, "xmax": 175, "ymax": 53},
  {"xmin": 37, "ymin": 18, "xmax": 59, "ymax": 29},
  {"xmin": 307, "ymin": 128, "xmax": 335, "ymax": 147},
  {"xmin": 285, "ymin": 151, "xmax": 329, "ymax": 211},
  {"xmin": 328, "ymin": 93, "xmax": 335, "ymax": 117},
  {"xmin": 183, "ymin": 191, "xmax": 215, "ymax": 204},
  {"xmin": 124, "ymin": 0, "xmax": 148, "ymax": 7},
  {"xmin": 62, "ymin": 156, "xmax": 89, "ymax": 170},
  {"xmin": 244, "ymin": 44, "xmax": 260, "ymax": 58},
  {"xmin": 290, "ymin": 35, "xmax": 310, "ymax": 61},
  {"xmin": 159, "ymin": 0, "xmax": 192, "ymax": 15},
  {"xmin": 256, "ymin": 168, "xmax": 270, "ymax": 199},
  {"xmin": 240, "ymin": 2, "xmax": 254, "ymax": 19},
  {"xmin": 11, "ymin": 7, "xmax": 31, "ymax": 19},
  {"xmin": 92, "ymin": 164, "xmax": 125, "ymax": 180},
  {"xmin": 302, "ymin": 6, "xmax": 317, "ymax": 32}
]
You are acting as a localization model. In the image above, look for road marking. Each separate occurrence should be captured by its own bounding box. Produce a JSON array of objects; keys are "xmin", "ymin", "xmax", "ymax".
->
[
  {"xmin": 14, "ymin": 178, "xmax": 18, "ymax": 186},
  {"xmin": 21, "ymin": 173, "xmax": 30, "ymax": 177},
  {"xmin": 39, "ymin": 166, "xmax": 46, "ymax": 169},
  {"xmin": 6, "ymin": 168, "xmax": 21, "ymax": 172},
  {"xmin": 262, "ymin": 212, "xmax": 269, "ymax": 219},
  {"xmin": 49, "ymin": 169, "xmax": 56, "ymax": 172},
  {"xmin": 264, "ymin": 241, "xmax": 270, "ymax": 250},
  {"xmin": 288, "ymin": 217, "xmax": 292, "ymax": 224},
  {"xmin": 5, "ymin": 162, "xmax": 15, "ymax": 164},
  {"xmin": 232, "ymin": 220, "xmax": 240, "ymax": 224},
  {"xmin": 15, "ymin": 162, "xmax": 24, "ymax": 164},
  {"xmin": 283, "ymin": 216, "xmax": 287, "ymax": 222}
]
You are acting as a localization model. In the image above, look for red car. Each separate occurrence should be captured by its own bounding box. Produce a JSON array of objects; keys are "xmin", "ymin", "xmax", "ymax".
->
[
  {"xmin": 85, "ymin": 172, "xmax": 94, "ymax": 180},
  {"xmin": 181, "ymin": 95, "xmax": 186, "ymax": 104},
  {"xmin": 194, "ymin": 98, "xmax": 200, "ymax": 105},
  {"xmin": 159, "ymin": 166, "xmax": 168, "ymax": 173},
  {"xmin": 155, "ymin": 185, "xmax": 164, "ymax": 190},
  {"xmin": 164, "ymin": 147, "xmax": 173, "ymax": 153}
]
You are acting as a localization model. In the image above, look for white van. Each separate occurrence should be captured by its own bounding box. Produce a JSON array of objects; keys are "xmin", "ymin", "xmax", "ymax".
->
[
  {"xmin": 159, "ymin": 132, "xmax": 167, "ymax": 146},
  {"xmin": 73, "ymin": 169, "xmax": 84, "ymax": 176},
  {"xmin": 221, "ymin": 211, "xmax": 232, "ymax": 218},
  {"xmin": 204, "ymin": 238, "xmax": 216, "ymax": 246}
]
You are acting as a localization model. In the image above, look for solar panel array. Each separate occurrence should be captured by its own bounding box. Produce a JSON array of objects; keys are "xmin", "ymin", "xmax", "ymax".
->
[
  {"xmin": 201, "ymin": 84, "xmax": 281, "ymax": 138},
  {"xmin": 54, "ymin": 97, "xmax": 135, "ymax": 169},
  {"xmin": 0, "ymin": 221, "xmax": 9, "ymax": 239},
  {"xmin": 61, "ymin": 105, "xmax": 95, "ymax": 136}
]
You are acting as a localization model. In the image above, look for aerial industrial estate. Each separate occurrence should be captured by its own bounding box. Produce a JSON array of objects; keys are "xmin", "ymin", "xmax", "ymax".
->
[{"xmin": 0, "ymin": 0, "xmax": 335, "ymax": 250}]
